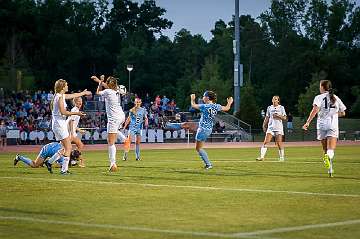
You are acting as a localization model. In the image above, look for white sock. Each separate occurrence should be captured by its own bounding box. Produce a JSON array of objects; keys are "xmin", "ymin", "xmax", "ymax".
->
[
  {"xmin": 48, "ymin": 151, "xmax": 62, "ymax": 164},
  {"xmin": 118, "ymin": 131, "xmax": 126, "ymax": 141},
  {"xmin": 260, "ymin": 146, "xmax": 267, "ymax": 158},
  {"xmin": 279, "ymin": 149, "xmax": 284, "ymax": 159},
  {"xmin": 61, "ymin": 156, "xmax": 69, "ymax": 172},
  {"xmin": 108, "ymin": 145, "xmax": 116, "ymax": 166},
  {"xmin": 327, "ymin": 149, "xmax": 334, "ymax": 160}
]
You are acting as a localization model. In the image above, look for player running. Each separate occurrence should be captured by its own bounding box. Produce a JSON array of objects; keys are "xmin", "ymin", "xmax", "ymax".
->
[
  {"xmin": 257, "ymin": 96, "xmax": 287, "ymax": 161},
  {"xmin": 122, "ymin": 98, "xmax": 148, "ymax": 161},
  {"xmin": 302, "ymin": 80, "xmax": 346, "ymax": 177}
]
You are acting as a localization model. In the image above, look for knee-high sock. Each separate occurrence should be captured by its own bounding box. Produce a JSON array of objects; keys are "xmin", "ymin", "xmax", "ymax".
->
[
  {"xmin": 18, "ymin": 155, "xmax": 32, "ymax": 166},
  {"xmin": 135, "ymin": 144, "xmax": 140, "ymax": 159},
  {"xmin": 260, "ymin": 146, "xmax": 267, "ymax": 158},
  {"xmin": 327, "ymin": 149, "xmax": 334, "ymax": 173},
  {"xmin": 61, "ymin": 156, "xmax": 70, "ymax": 172},
  {"xmin": 48, "ymin": 150, "xmax": 62, "ymax": 164},
  {"xmin": 278, "ymin": 148, "xmax": 284, "ymax": 159},
  {"xmin": 108, "ymin": 144, "xmax": 116, "ymax": 165},
  {"xmin": 198, "ymin": 149, "xmax": 211, "ymax": 166}
]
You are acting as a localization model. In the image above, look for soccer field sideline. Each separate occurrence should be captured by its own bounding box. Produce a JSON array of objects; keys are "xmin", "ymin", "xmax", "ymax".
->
[{"xmin": 1, "ymin": 140, "xmax": 360, "ymax": 153}]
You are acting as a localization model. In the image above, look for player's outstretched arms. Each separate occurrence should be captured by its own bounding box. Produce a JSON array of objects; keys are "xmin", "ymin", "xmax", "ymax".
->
[{"xmin": 221, "ymin": 97, "xmax": 233, "ymax": 111}]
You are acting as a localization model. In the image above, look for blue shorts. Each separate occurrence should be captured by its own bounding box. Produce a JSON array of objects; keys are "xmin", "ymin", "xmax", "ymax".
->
[
  {"xmin": 129, "ymin": 128, "xmax": 142, "ymax": 136},
  {"xmin": 195, "ymin": 127, "xmax": 212, "ymax": 142},
  {"xmin": 38, "ymin": 146, "xmax": 50, "ymax": 159}
]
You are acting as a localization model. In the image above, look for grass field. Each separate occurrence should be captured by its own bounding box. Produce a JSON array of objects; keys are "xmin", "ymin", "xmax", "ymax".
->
[{"xmin": 1, "ymin": 145, "xmax": 360, "ymax": 239}]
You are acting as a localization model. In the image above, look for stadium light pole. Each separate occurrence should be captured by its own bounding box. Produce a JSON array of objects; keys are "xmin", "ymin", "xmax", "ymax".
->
[
  {"xmin": 126, "ymin": 64, "xmax": 133, "ymax": 94},
  {"xmin": 233, "ymin": 0, "xmax": 241, "ymax": 114}
]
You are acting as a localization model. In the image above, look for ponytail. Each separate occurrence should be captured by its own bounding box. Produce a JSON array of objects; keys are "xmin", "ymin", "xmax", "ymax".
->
[
  {"xmin": 320, "ymin": 80, "xmax": 336, "ymax": 104},
  {"xmin": 328, "ymin": 88, "xmax": 336, "ymax": 104}
]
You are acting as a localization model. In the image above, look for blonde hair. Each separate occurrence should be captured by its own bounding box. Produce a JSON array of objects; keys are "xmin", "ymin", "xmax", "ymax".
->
[
  {"xmin": 54, "ymin": 79, "xmax": 67, "ymax": 93},
  {"xmin": 106, "ymin": 76, "xmax": 118, "ymax": 90},
  {"xmin": 273, "ymin": 95, "xmax": 280, "ymax": 104}
]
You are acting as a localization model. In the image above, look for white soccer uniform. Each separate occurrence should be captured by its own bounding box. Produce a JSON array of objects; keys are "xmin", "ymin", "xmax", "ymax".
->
[
  {"xmin": 313, "ymin": 92, "xmax": 346, "ymax": 140},
  {"xmin": 98, "ymin": 89, "xmax": 125, "ymax": 133},
  {"xmin": 51, "ymin": 93, "xmax": 69, "ymax": 141},
  {"xmin": 66, "ymin": 106, "xmax": 80, "ymax": 137},
  {"xmin": 266, "ymin": 105, "xmax": 286, "ymax": 136}
]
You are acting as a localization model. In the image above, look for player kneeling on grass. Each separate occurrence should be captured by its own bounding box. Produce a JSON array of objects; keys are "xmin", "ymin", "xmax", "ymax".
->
[
  {"xmin": 257, "ymin": 95, "xmax": 287, "ymax": 162},
  {"xmin": 122, "ymin": 98, "xmax": 148, "ymax": 161},
  {"xmin": 67, "ymin": 97, "xmax": 86, "ymax": 167},
  {"xmin": 190, "ymin": 91, "xmax": 233, "ymax": 169},
  {"xmin": 14, "ymin": 142, "xmax": 80, "ymax": 172}
]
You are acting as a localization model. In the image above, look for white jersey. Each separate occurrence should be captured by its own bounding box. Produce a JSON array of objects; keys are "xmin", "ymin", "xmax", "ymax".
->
[
  {"xmin": 98, "ymin": 89, "xmax": 124, "ymax": 120},
  {"xmin": 313, "ymin": 92, "xmax": 346, "ymax": 131},
  {"xmin": 66, "ymin": 106, "xmax": 80, "ymax": 136},
  {"xmin": 52, "ymin": 93, "xmax": 67, "ymax": 121},
  {"xmin": 266, "ymin": 105, "xmax": 286, "ymax": 132},
  {"xmin": 51, "ymin": 93, "xmax": 69, "ymax": 141}
]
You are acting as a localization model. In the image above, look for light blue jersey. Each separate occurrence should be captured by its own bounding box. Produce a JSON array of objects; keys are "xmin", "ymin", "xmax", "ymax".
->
[
  {"xmin": 195, "ymin": 103, "xmax": 222, "ymax": 142},
  {"xmin": 198, "ymin": 103, "xmax": 222, "ymax": 130},
  {"xmin": 129, "ymin": 107, "xmax": 147, "ymax": 135},
  {"xmin": 38, "ymin": 142, "xmax": 62, "ymax": 159}
]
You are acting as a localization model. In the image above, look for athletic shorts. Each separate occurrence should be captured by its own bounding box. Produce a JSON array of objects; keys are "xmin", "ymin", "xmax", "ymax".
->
[
  {"xmin": 52, "ymin": 120, "xmax": 69, "ymax": 141},
  {"xmin": 129, "ymin": 128, "xmax": 142, "ymax": 136},
  {"xmin": 266, "ymin": 128, "xmax": 284, "ymax": 136},
  {"xmin": 195, "ymin": 127, "xmax": 212, "ymax": 142},
  {"xmin": 317, "ymin": 129, "xmax": 338, "ymax": 140}
]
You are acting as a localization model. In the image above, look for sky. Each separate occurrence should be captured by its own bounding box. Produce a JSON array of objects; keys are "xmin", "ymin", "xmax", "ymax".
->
[
  {"xmin": 149, "ymin": 0, "xmax": 271, "ymax": 41},
  {"xmin": 135, "ymin": 0, "xmax": 360, "ymax": 42}
]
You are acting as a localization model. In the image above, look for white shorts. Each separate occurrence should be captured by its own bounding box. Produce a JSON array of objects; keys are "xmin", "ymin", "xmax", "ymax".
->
[
  {"xmin": 52, "ymin": 120, "xmax": 69, "ymax": 141},
  {"xmin": 107, "ymin": 114, "xmax": 125, "ymax": 134},
  {"xmin": 266, "ymin": 128, "xmax": 284, "ymax": 136},
  {"xmin": 317, "ymin": 129, "xmax": 338, "ymax": 140}
]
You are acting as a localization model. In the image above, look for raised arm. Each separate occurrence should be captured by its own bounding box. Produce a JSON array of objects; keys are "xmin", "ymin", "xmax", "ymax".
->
[
  {"xmin": 302, "ymin": 105, "xmax": 319, "ymax": 130},
  {"xmin": 64, "ymin": 89, "xmax": 92, "ymax": 100},
  {"xmin": 91, "ymin": 75, "xmax": 109, "ymax": 89},
  {"xmin": 221, "ymin": 97, "xmax": 233, "ymax": 112},
  {"xmin": 190, "ymin": 94, "xmax": 200, "ymax": 110}
]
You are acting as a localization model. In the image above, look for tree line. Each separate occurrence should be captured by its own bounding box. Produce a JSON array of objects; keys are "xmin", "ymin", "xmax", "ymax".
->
[{"xmin": 1, "ymin": 0, "xmax": 359, "ymax": 128}]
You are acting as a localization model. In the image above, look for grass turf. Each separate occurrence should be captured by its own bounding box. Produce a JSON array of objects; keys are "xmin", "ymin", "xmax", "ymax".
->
[{"xmin": 0, "ymin": 145, "xmax": 360, "ymax": 239}]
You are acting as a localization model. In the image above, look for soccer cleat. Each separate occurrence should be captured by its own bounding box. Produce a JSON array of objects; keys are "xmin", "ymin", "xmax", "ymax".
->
[
  {"xmin": 256, "ymin": 157, "xmax": 264, "ymax": 161},
  {"xmin": 328, "ymin": 169, "xmax": 334, "ymax": 178},
  {"xmin": 44, "ymin": 160, "xmax": 53, "ymax": 174},
  {"xmin": 323, "ymin": 154, "xmax": 331, "ymax": 169},
  {"xmin": 109, "ymin": 164, "xmax": 118, "ymax": 172},
  {"xmin": 123, "ymin": 137, "xmax": 131, "ymax": 152},
  {"xmin": 204, "ymin": 164, "xmax": 213, "ymax": 170},
  {"xmin": 279, "ymin": 157, "xmax": 285, "ymax": 162},
  {"xmin": 60, "ymin": 170, "xmax": 71, "ymax": 175},
  {"xmin": 14, "ymin": 154, "xmax": 20, "ymax": 166},
  {"xmin": 122, "ymin": 155, "xmax": 127, "ymax": 161},
  {"xmin": 135, "ymin": 157, "xmax": 141, "ymax": 161}
]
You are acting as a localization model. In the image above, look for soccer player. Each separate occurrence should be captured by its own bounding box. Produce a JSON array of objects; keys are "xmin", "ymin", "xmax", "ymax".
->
[
  {"xmin": 257, "ymin": 96, "xmax": 287, "ymax": 161},
  {"xmin": 14, "ymin": 142, "xmax": 80, "ymax": 172},
  {"xmin": 67, "ymin": 97, "xmax": 86, "ymax": 167},
  {"xmin": 190, "ymin": 91, "xmax": 233, "ymax": 169},
  {"xmin": 45, "ymin": 79, "xmax": 91, "ymax": 174},
  {"xmin": 302, "ymin": 80, "xmax": 346, "ymax": 177},
  {"xmin": 92, "ymin": 75, "xmax": 126, "ymax": 172},
  {"xmin": 122, "ymin": 98, "xmax": 148, "ymax": 161}
]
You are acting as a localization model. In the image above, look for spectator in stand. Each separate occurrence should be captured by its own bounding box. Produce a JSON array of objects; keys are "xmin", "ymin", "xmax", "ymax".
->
[
  {"xmin": 287, "ymin": 112, "xmax": 293, "ymax": 133},
  {"xmin": 155, "ymin": 95, "xmax": 161, "ymax": 106},
  {"xmin": 144, "ymin": 93, "xmax": 151, "ymax": 109},
  {"xmin": 0, "ymin": 120, "xmax": 7, "ymax": 150}
]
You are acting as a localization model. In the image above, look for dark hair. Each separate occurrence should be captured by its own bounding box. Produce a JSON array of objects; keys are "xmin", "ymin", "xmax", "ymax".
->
[
  {"xmin": 320, "ymin": 80, "xmax": 336, "ymax": 104},
  {"xmin": 70, "ymin": 149, "xmax": 81, "ymax": 160},
  {"xmin": 203, "ymin": 91, "xmax": 217, "ymax": 102}
]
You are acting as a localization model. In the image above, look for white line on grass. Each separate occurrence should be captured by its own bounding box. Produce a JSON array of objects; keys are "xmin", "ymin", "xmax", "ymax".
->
[
  {"xmin": 231, "ymin": 219, "xmax": 360, "ymax": 237},
  {"xmin": 1, "ymin": 176, "xmax": 360, "ymax": 198},
  {"xmin": 1, "ymin": 216, "xmax": 359, "ymax": 239}
]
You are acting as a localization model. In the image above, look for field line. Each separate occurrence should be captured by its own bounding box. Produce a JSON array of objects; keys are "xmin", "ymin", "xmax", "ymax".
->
[
  {"xmin": 231, "ymin": 219, "xmax": 360, "ymax": 237},
  {"xmin": 1, "ymin": 176, "xmax": 360, "ymax": 198},
  {"xmin": 0, "ymin": 215, "xmax": 231, "ymax": 238}
]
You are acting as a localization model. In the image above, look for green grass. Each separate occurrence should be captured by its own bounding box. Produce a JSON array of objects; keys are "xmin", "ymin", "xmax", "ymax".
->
[{"xmin": 1, "ymin": 146, "xmax": 360, "ymax": 239}]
